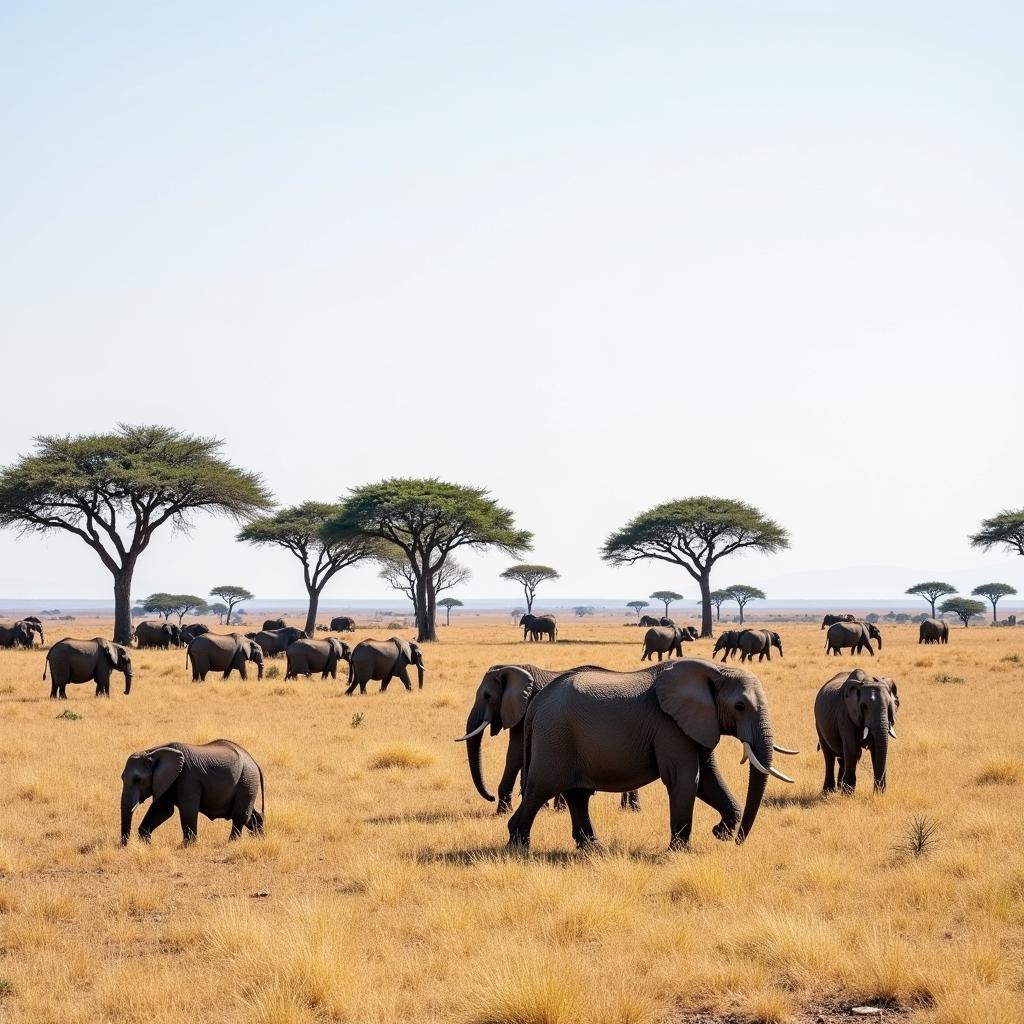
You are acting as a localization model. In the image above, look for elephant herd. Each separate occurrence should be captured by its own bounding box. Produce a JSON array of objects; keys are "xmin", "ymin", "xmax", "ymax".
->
[{"xmin": 0, "ymin": 616, "xmax": 44, "ymax": 649}]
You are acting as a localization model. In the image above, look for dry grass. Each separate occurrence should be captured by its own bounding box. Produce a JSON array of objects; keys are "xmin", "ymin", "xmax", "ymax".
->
[{"xmin": 0, "ymin": 619, "xmax": 1022, "ymax": 1022}]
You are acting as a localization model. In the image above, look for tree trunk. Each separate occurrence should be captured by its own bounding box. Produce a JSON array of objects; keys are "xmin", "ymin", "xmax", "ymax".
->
[
  {"xmin": 714, "ymin": 604, "xmax": 721, "ymax": 622},
  {"xmin": 738, "ymin": 604, "xmax": 745, "ymax": 625},
  {"xmin": 525, "ymin": 588, "xmax": 533, "ymax": 614},
  {"xmin": 305, "ymin": 586, "xmax": 321, "ymax": 636},
  {"xmin": 992, "ymin": 601, "xmax": 998, "ymax": 624},
  {"xmin": 113, "ymin": 568, "xmax": 134, "ymax": 644},
  {"xmin": 416, "ymin": 572, "xmax": 439, "ymax": 642},
  {"xmin": 699, "ymin": 574, "xmax": 713, "ymax": 637},
  {"xmin": 929, "ymin": 598, "xmax": 937, "ymax": 617}
]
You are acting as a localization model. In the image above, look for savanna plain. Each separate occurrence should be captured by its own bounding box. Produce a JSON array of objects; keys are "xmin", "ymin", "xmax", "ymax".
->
[{"xmin": 1, "ymin": 620, "xmax": 1022, "ymax": 1024}]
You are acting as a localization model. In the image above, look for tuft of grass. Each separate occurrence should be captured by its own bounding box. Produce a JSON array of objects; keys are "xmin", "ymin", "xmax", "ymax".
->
[
  {"xmin": 933, "ymin": 673, "xmax": 966, "ymax": 685},
  {"xmin": 897, "ymin": 815, "xmax": 941, "ymax": 859},
  {"xmin": 975, "ymin": 759, "xmax": 1024, "ymax": 786},
  {"xmin": 265, "ymin": 665, "xmax": 281, "ymax": 679},
  {"xmin": 367, "ymin": 744, "xmax": 435, "ymax": 770},
  {"xmin": 351, "ymin": 712, "xmax": 364, "ymax": 728},
  {"xmin": 1001, "ymin": 653, "xmax": 1021, "ymax": 664},
  {"xmin": 55, "ymin": 708, "xmax": 81, "ymax": 720},
  {"xmin": 0, "ymin": 979, "xmax": 13, "ymax": 999},
  {"xmin": 464, "ymin": 961, "xmax": 583, "ymax": 1024}
]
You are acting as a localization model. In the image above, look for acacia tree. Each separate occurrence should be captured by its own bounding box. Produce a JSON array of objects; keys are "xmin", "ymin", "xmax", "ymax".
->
[
  {"xmin": 238, "ymin": 502, "xmax": 377, "ymax": 635},
  {"xmin": 603, "ymin": 498, "xmax": 789, "ymax": 638},
  {"xmin": 970, "ymin": 510, "xmax": 1024, "ymax": 557},
  {"xmin": 627, "ymin": 600, "xmax": 649, "ymax": 620},
  {"xmin": 168, "ymin": 594, "xmax": 208, "ymax": 624},
  {"xmin": 209, "ymin": 602, "xmax": 229, "ymax": 624},
  {"xmin": 378, "ymin": 552, "xmax": 469, "ymax": 628},
  {"xmin": 438, "ymin": 597, "xmax": 463, "ymax": 625},
  {"xmin": 650, "ymin": 590, "xmax": 683, "ymax": 617},
  {"xmin": 573, "ymin": 606, "xmax": 595, "ymax": 617},
  {"xmin": 323, "ymin": 479, "xmax": 530, "ymax": 642},
  {"xmin": 725, "ymin": 584, "xmax": 766, "ymax": 625},
  {"xmin": 500, "ymin": 564, "xmax": 560, "ymax": 613},
  {"xmin": 939, "ymin": 597, "xmax": 986, "ymax": 627},
  {"xmin": 209, "ymin": 585, "xmax": 253, "ymax": 626},
  {"xmin": 142, "ymin": 592, "xmax": 178, "ymax": 621},
  {"xmin": 971, "ymin": 582, "xmax": 1018, "ymax": 624},
  {"xmin": 709, "ymin": 589, "xmax": 732, "ymax": 622},
  {"xmin": 0, "ymin": 426, "xmax": 272, "ymax": 643},
  {"xmin": 905, "ymin": 581, "xmax": 957, "ymax": 618}
]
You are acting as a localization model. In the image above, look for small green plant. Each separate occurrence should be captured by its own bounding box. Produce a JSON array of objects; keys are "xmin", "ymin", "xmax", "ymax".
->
[
  {"xmin": 386, "ymin": 620, "xmax": 404, "ymax": 630},
  {"xmin": 897, "ymin": 815, "xmax": 940, "ymax": 859},
  {"xmin": 933, "ymin": 672, "xmax": 966, "ymax": 685},
  {"xmin": 0, "ymin": 978, "xmax": 13, "ymax": 998},
  {"xmin": 264, "ymin": 664, "xmax": 280, "ymax": 679},
  {"xmin": 351, "ymin": 713, "xmax": 364, "ymax": 728},
  {"xmin": 55, "ymin": 709, "xmax": 81, "ymax": 721},
  {"xmin": 1001, "ymin": 653, "xmax": 1021, "ymax": 664}
]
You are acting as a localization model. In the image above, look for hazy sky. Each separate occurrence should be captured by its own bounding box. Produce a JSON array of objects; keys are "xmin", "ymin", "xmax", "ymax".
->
[{"xmin": 3, "ymin": 3, "xmax": 1022, "ymax": 604}]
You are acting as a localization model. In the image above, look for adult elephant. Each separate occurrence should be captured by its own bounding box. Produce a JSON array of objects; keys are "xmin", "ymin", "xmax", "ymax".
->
[
  {"xmin": 638, "ymin": 615, "xmax": 661, "ymax": 628},
  {"xmin": 134, "ymin": 620, "xmax": 182, "ymax": 649},
  {"xmin": 641, "ymin": 625, "xmax": 698, "ymax": 662},
  {"xmin": 180, "ymin": 623, "xmax": 210, "ymax": 643},
  {"xmin": 285, "ymin": 638, "xmax": 351, "ymax": 680},
  {"xmin": 737, "ymin": 629, "xmax": 783, "ymax": 663},
  {"xmin": 821, "ymin": 613, "xmax": 856, "ymax": 629},
  {"xmin": 346, "ymin": 638, "xmax": 424, "ymax": 694},
  {"xmin": 519, "ymin": 614, "xmax": 557, "ymax": 642},
  {"xmin": 248, "ymin": 626, "xmax": 307, "ymax": 657},
  {"xmin": 262, "ymin": 618, "xmax": 287, "ymax": 631},
  {"xmin": 0, "ymin": 619, "xmax": 44, "ymax": 648},
  {"xmin": 329, "ymin": 616, "xmax": 356, "ymax": 632},
  {"xmin": 919, "ymin": 618, "xmax": 949, "ymax": 644},
  {"xmin": 186, "ymin": 633, "xmax": 264, "ymax": 682},
  {"xmin": 120, "ymin": 739, "xmax": 265, "ymax": 846},
  {"xmin": 506, "ymin": 658, "xmax": 797, "ymax": 850},
  {"xmin": 44, "ymin": 638, "xmax": 133, "ymax": 698},
  {"xmin": 814, "ymin": 669, "xmax": 899, "ymax": 793},
  {"xmin": 456, "ymin": 664, "xmax": 640, "ymax": 814},
  {"xmin": 659, "ymin": 617, "xmax": 676, "ymax": 627},
  {"xmin": 712, "ymin": 630, "xmax": 741, "ymax": 662},
  {"xmin": 825, "ymin": 620, "xmax": 882, "ymax": 656}
]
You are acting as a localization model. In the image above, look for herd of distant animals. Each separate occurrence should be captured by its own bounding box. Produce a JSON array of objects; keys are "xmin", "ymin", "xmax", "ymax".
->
[{"xmin": 1, "ymin": 605, "xmax": 968, "ymax": 849}]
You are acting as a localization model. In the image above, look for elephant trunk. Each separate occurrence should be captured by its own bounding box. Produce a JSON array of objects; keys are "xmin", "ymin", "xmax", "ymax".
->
[
  {"xmin": 120, "ymin": 788, "xmax": 138, "ymax": 845},
  {"xmin": 416, "ymin": 661, "xmax": 425, "ymax": 690},
  {"xmin": 869, "ymin": 705, "xmax": 889, "ymax": 792},
  {"xmin": 464, "ymin": 704, "xmax": 495, "ymax": 802},
  {"xmin": 737, "ymin": 714, "xmax": 773, "ymax": 843},
  {"xmin": 257, "ymin": 661, "xmax": 264, "ymax": 681},
  {"xmin": 123, "ymin": 669, "xmax": 132, "ymax": 695}
]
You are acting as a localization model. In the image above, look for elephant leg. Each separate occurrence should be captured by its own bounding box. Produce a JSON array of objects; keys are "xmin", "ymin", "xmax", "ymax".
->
[
  {"xmin": 665, "ymin": 773, "xmax": 698, "ymax": 850},
  {"xmin": 380, "ymin": 673, "xmax": 393, "ymax": 692},
  {"xmin": 552, "ymin": 793, "xmax": 567, "ymax": 811},
  {"xmin": 818, "ymin": 730, "xmax": 837, "ymax": 792},
  {"xmin": 564, "ymin": 789, "xmax": 599, "ymax": 848},
  {"xmin": 620, "ymin": 790, "xmax": 641, "ymax": 812},
  {"xmin": 696, "ymin": 752, "xmax": 740, "ymax": 839},
  {"xmin": 49, "ymin": 679, "xmax": 59, "ymax": 699},
  {"xmin": 396, "ymin": 667, "xmax": 412, "ymax": 692},
  {"xmin": 507, "ymin": 788, "xmax": 547, "ymax": 850},
  {"xmin": 59, "ymin": 684, "xmax": 68, "ymax": 699},
  {"xmin": 839, "ymin": 734, "xmax": 860, "ymax": 793},
  {"xmin": 496, "ymin": 732, "xmax": 524, "ymax": 814},
  {"xmin": 344, "ymin": 674, "xmax": 358, "ymax": 695},
  {"xmin": 178, "ymin": 800, "xmax": 200, "ymax": 846},
  {"xmin": 138, "ymin": 795, "xmax": 176, "ymax": 841},
  {"xmin": 247, "ymin": 809, "xmax": 265, "ymax": 836},
  {"xmin": 657, "ymin": 651, "xmax": 663, "ymax": 662}
]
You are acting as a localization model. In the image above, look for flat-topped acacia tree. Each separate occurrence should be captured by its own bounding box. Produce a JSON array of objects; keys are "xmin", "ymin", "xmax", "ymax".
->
[
  {"xmin": 710, "ymin": 589, "xmax": 732, "ymax": 622},
  {"xmin": 939, "ymin": 596, "xmax": 987, "ymax": 627},
  {"xmin": 438, "ymin": 597, "xmax": 463, "ymax": 625},
  {"xmin": 500, "ymin": 564, "xmax": 560, "ymax": 614},
  {"xmin": 603, "ymin": 497, "xmax": 789, "ymax": 638},
  {"xmin": 905, "ymin": 581, "xmax": 957, "ymax": 618},
  {"xmin": 238, "ymin": 502, "xmax": 377, "ymax": 635},
  {"xmin": 725, "ymin": 584, "xmax": 766, "ymax": 625},
  {"xmin": 971, "ymin": 582, "xmax": 1018, "ymax": 624},
  {"xmin": 378, "ymin": 550, "xmax": 470, "ymax": 633},
  {"xmin": 0, "ymin": 426, "xmax": 272, "ymax": 643},
  {"xmin": 970, "ymin": 510, "xmax": 1024, "ymax": 557},
  {"xmin": 209, "ymin": 585, "xmax": 253, "ymax": 627},
  {"xmin": 650, "ymin": 590, "xmax": 683, "ymax": 617}
]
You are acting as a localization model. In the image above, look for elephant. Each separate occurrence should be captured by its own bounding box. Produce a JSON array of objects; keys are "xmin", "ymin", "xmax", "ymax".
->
[
  {"xmin": 44, "ymin": 638, "xmax": 133, "ymax": 698},
  {"xmin": 17, "ymin": 617, "xmax": 45, "ymax": 646},
  {"xmin": 519, "ymin": 613, "xmax": 557, "ymax": 642},
  {"xmin": 120, "ymin": 739, "xmax": 265, "ymax": 846},
  {"xmin": 186, "ymin": 633, "xmax": 264, "ymax": 681},
  {"xmin": 262, "ymin": 618, "xmax": 287, "ymax": 631},
  {"xmin": 329, "ymin": 616, "xmax": 357, "ymax": 632},
  {"xmin": 814, "ymin": 669, "xmax": 899, "ymax": 793},
  {"xmin": 919, "ymin": 618, "xmax": 949, "ymax": 644},
  {"xmin": 180, "ymin": 623, "xmax": 210, "ymax": 642},
  {"xmin": 660, "ymin": 617, "xmax": 676, "ymax": 627},
  {"xmin": 456, "ymin": 663, "xmax": 640, "ymax": 814},
  {"xmin": 505, "ymin": 658, "xmax": 798, "ymax": 850},
  {"xmin": 712, "ymin": 630, "xmax": 741, "ymax": 661},
  {"xmin": 737, "ymin": 629, "xmax": 783, "ymax": 663},
  {"xmin": 133, "ymin": 620, "xmax": 182, "ymax": 649},
  {"xmin": 0, "ymin": 621, "xmax": 35, "ymax": 648},
  {"xmin": 641, "ymin": 625, "xmax": 698, "ymax": 661},
  {"xmin": 247, "ymin": 626, "xmax": 307, "ymax": 657},
  {"xmin": 285, "ymin": 638, "xmax": 351, "ymax": 679},
  {"xmin": 821, "ymin": 613, "xmax": 857, "ymax": 629},
  {"xmin": 825, "ymin": 620, "xmax": 883, "ymax": 656},
  {"xmin": 638, "ymin": 615, "xmax": 662, "ymax": 628},
  {"xmin": 346, "ymin": 637, "xmax": 424, "ymax": 694}
]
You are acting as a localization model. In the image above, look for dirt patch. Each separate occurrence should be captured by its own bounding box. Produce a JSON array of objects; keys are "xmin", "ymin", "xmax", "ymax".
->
[{"xmin": 674, "ymin": 1001, "xmax": 910, "ymax": 1023}]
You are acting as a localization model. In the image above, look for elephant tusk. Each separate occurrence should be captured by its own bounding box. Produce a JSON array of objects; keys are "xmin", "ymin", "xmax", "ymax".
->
[
  {"xmin": 888, "ymin": 725, "xmax": 897, "ymax": 739},
  {"xmin": 741, "ymin": 742, "xmax": 795, "ymax": 784},
  {"xmin": 740, "ymin": 751, "xmax": 747, "ymax": 765},
  {"xmin": 863, "ymin": 727, "xmax": 869, "ymax": 740},
  {"xmin": 773, "ymin": 745, "xmax": 799, "ymax": 755},
  {"xmin": 454, "ymin": 720, "xmax": 488, "ymax": 742},
  {"xmin": 768, "ymin": 765, "xmax": 795, "ymax": 784}
]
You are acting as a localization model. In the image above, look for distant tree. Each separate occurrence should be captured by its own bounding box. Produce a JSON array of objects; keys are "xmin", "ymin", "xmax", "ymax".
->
[
  {"xmin": 970, "ymin": 510, "xmax": 1024, "ymax": 557},
  {"xmin": 905, "ymin": 581, "xmax": 957, "ymax": 618},
  {"xmin": 142, "ymin": 592, "xmax": 179, "ymax": 621},
  {"xmin": 238, "ymin": 501, "xmax": 377, "ymax": 635},
  {"xmin": 602, "ymin": 497, "xmax": 789, "ymax": 638},
  {"xmin": 709, "ymin": 589, "xmax": 732, "ymax": 622},
  {"xmin": 379, "ymin": 552, "xmax": 469, "ymax": 626},
  {"xmin": 131, "ymin": 605, "xmax": 146, "ymax": 618},
  {"xmin": 500, "ymin": 564, "xmax": 560, "ymax": 614},
  {"xmin": 511, "ymin": 607, "xmax": 526, "ymax": 622},
  {"xmin": 209, "ymin": 602, "xmax": 229, "ymax": 624},
  {"xmin": 649, "ymin": 590, "xmax": 683, "ymax": 617},
  {"xmin": 0, "ymin": 426, "xmax": 272, "ymax": 643},
  {"xmin": 627, "ymin": 600, "xmax": 649, "ymax": 620},
  {"xmin": 865, "ymin": 612, "xmax": 880, "ymax": 624},
  {"xmin": 939, "ymin": 596, "xmax": 987, "ymax": 628},
  {"xmin": 168, "ymin": 594, "xmax": 209, "ymax": 624},
  {"xmin": 209, "ymin": 586, "xmax": 253, "ymax": 627},
  {"xmin": 573, "ymin": 606, "xmax": 595, "ymax": 617},
  {"xmin": 971, "ymin": 582, "xmax": 1018, "ymax": 624},
  {"xmin": 894, "ymin": 613, "xmax": 910, "ymax": 624},
  {"xmin": 724, "ymin": 585, "xmax": 766, "ymax": 625},
  {"xmin": 438, "ymin": 597, "xmax": 463, "ymax": 626}
]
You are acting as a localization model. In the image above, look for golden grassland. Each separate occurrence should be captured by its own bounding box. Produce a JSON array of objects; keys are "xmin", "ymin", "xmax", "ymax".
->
[{"xmin": 0, "ymin": 620, "xmax": 1023, "ymax": 1023}]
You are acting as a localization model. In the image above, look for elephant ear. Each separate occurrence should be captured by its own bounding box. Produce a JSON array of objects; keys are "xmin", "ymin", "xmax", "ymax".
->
[
  {"xmin": 393, "ymin": 638, "xmax": 412, "ymax": 662},
  {"xmin": 97, "ymin": 639, "xmax": 118, "ymax": 666},
  {"xmin": 149, "ymin": 746, "xmax": 185, "ymax": 800},
  {"xmin": 887, "ymin": 679, "xmax": 899, "ymax": 705},
  {"xmin": 655, "ymin": 661, "xmax": 721, "ymax": 749},
  {"xmin": 843, "ymin": 677, "xmax": 863, "ymax": 723},
  {"xmin": 498, "ymin": 666, "xmax": 534, "ymax": 730}
]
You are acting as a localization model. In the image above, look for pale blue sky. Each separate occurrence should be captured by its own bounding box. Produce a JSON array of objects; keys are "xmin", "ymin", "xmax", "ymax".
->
[{"xmin": 2, "ymin": 3, "xmax": 1022, "ymax": 603}]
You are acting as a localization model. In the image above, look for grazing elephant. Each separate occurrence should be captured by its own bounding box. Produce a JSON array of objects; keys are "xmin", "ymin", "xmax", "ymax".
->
[
  {"xmin": 134, "ymin": 620, "xmax": 182, "ymax": 649},
  {"xmin": 456, "ymin": 663, "xmax": 640, "ymax": 814},
  {"xmin": 814, "ymin": 669, "xmax": 899, "ymax": 793},
  {"xmin": 641, "ymin": 625, "xmax": 698, "ymax": 661},
  {"xmin": 329, "ymin": 616, "xmax": 356, "ymax": 632},
  {"xmin": 825, "ymin": 620, "xmax": 882, "ymax": 656},
  {"xmin": 737, "ymin": 629, "xmax": 783, "ymax": 663},
  {"xmin": 44, "ymin": 638, "xmax": 133, "ymax": 698},
  {"xmin": 247, "ymin": 626, "xmax": 307, "ymax": 657},
  {"xmin": 638, "ymin": 615, "xmax": 662, "ymax": 628},
  {"xmin": 186, "ymin": 633, "xmax": 264, "ymax": 681},
  {"xmin": 712, "ymin": 630, "xmax": 741, "ymax": 661},
  {"xmin": 120, "ymin": 739, "xmax": 265, "ymax": 846},
  {"xmin": 180, "ymin": 623, "xmax": 210, "ymax": 642},
  {"xmin": 821, "ymin": 613, "xmax": 857, "ymax": 629},
  {"xmin": 506, "ymin": 658, "xmax": 797, "ymax": 850},
  {"xmin": 0, "ymin": 619, "xmax": 44, "ymax": 648},
  {"xmin": 285, "ymin": 638, "xmax": 351, "ymax": 679},
  {"xmin": 660, "ymin": 617, "xmax": 676, "ymax": 627},
  {"xmin": 519, "ymin": 614, "xmax": 557, "ymax": 642},
  {"xmin": 346, "ymin": 637, "xmax": 424, "ymax": 694},
  {"xmin": 919, "ymin": 618, "xmax": 949, "ymax": 644},
  {"xmin": 262, "ymin": 618, "xmax": 287, "ymax": 631}
]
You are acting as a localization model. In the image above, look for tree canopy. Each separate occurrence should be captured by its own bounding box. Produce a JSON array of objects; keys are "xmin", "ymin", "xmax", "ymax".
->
[
  {"xmin": 209, "ymin": 585, "xmax": 253, "ymax": 626},
  {"xmin": 971, "ymin": 582, "xmax": 1018, "ymax": 623},
  {"xmin": 709, "ymin": 589, "xmax": 732, "ymax": 622},
  {"xmin": 603, "ymin": 497, "xmax": 788, "ymax": 637},
  {"xmin": 500, "ymin": 564, "xmax": 560, "ymax": 613},
  {"xmin": 939, "ymin": 596, "xmax": 986, "ymax": 627},
  {"xmin": 437, "ymin": 597, "xmax": 463, "ymax": 626},
  {"xmin": 627, "ymin": 600, "xmax": 649, "ymax": 619},
  {"xmin": 649, "ymin": 590, "xmax": 683, "ymax": 616},
  {"xmin": 905, "ymin": 581, "xmax": 957, "ymax": 617},
  {"xmin": 724, "ymin": 584, "xmax": 766, "ymax": 625},
  {"xmin": 970, "ymin": 510, "xmax": 1024, "ymax": 557},
  {"xmin": 209, "ymin": 602, "xmax": 229, "ymax": 623},
  {"xmin": 141, "ymin": 592, "xmax": 179, "ymax": 620},
  {"xmin": 0, "ymin": 425, "xmax": 272, "ymax": 642}
]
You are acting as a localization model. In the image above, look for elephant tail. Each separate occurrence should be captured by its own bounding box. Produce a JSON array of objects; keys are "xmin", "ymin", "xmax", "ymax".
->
[
  {"xmin": 521, "ymin": 718, "xmax": 534, "ymax": 795},
  {"xmin": 42, "ymin": 652, "xmax": 49, "ymax": 680},
  {"xmin": 257, "ymin": 760, "xmax": 265, "ymax": 818}
]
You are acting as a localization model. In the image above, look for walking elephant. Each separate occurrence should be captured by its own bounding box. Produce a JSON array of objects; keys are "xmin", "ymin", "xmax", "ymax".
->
[
  {"xmin": 329, "ymin": 616, "xmax": 356, "ymax": 632},
  {"xmin": 180, "ymin": 623, "xmax": 210, "ymax": 643},
  {"xmin": 638, "ymin": 615, "xmax": 662, "ymax": 628},
  {"xmin": 44, "ymin": 638, "xmax": 133, "ymax": 698},
  {"xmin": 134, "ymin": 620, "xmax": 182, "ymax": 649},
  {"xmin": 919, "ymin": 618, "xmax": 949, "ymax": 644},
  {"xmin": 247, "ymin": 626, "xmax": 307, "ymax": 657},
  {"xmin": 120, "ymin": 739, "xmax": 265, "ymax": 846},
  {"xmin": 0, "ymin": 619, "xmax": 44, "ymax": 648},
  {"xmin": 821, "ymin": 613, "xmax": 856, "ymax": 629},
  {"xmin": 456, "ymin": 663, "xmax": 640, "ymax": 814},
  {"xmin": 506, "ymin": 658, "xmax": 798, "ymax": 850},
  {"xmin": 737, "ymin": 629, "xmax": 783, "ymax": 663},
  {"xmin": 641, "ymin": 625, "xmax": 698, "ymax": 661},
  {"xmin": 262, "ymin": 618, "xmax": 287, "ymax": 631},
  {"xmin": 285, "ymin": 638, "xmax": 351, "ymax": 679},
  {"xmin": 712, "ymin": 630, "xmax": 742, "ymax": 661},
  {"xmin": 346, "ymin": 637, "xmax": 424, "ymax": 694},
  {"xmin": 186, "ymin": 633, "xmax": 264, "ymax": 681},
  {"xmin": 825, "ymin": 620, "xmax": 882, "ymax": 656},
  {"xmin": 519, "ymin": 614, "xmax": 557, "ymax": 642},
  {"xmin": 814, "ymin": 669, "xmax": 899, "ymax": 793}
]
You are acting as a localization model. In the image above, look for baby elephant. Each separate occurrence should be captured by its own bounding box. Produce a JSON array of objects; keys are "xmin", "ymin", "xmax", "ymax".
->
[
  {"xmin": 120, "ymin": 739, "xmax": 265, "ymax": 846},
  {"xmin": 737, "ymin": 629, "xmax": 783, "ymax": 663}
]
